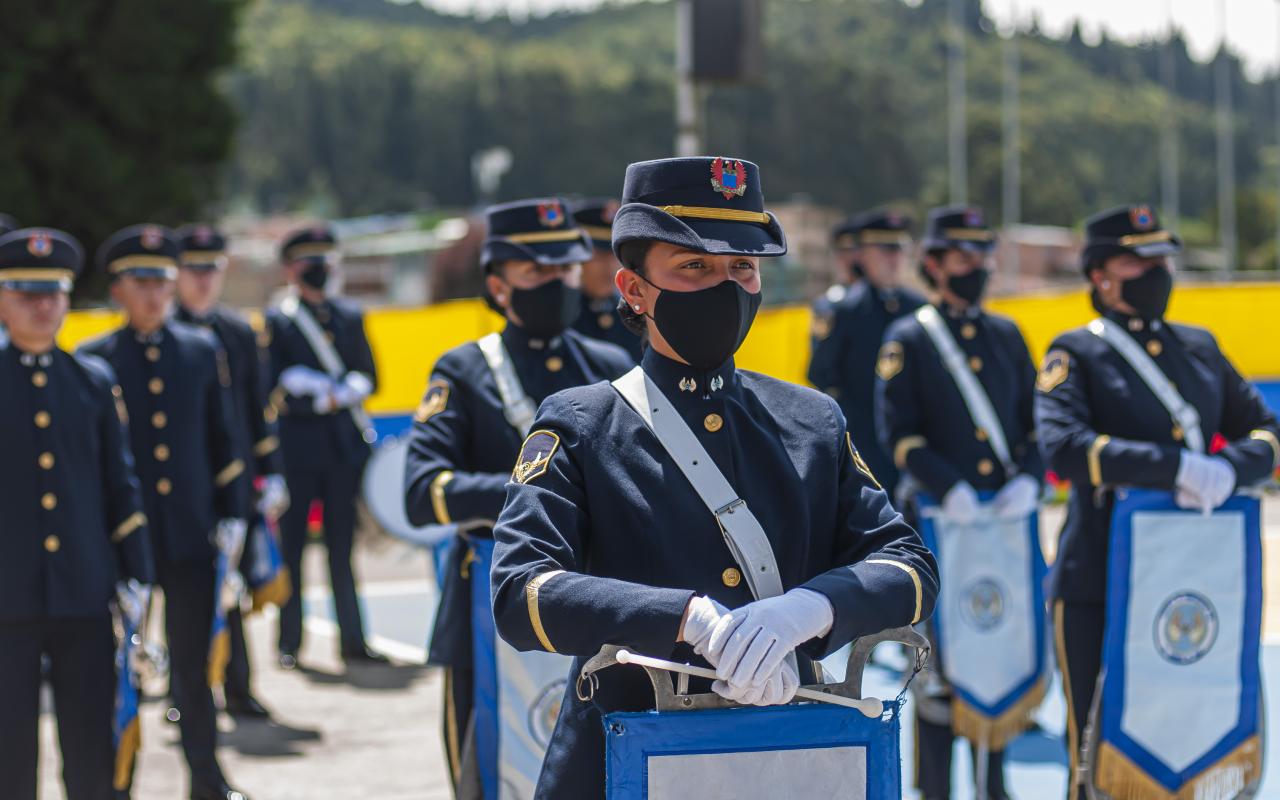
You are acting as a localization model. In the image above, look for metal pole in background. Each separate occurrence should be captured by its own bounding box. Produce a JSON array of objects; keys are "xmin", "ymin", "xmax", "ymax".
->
[
  {"xmin": 1160, "ymin": 0, "xmax": 1180, "ymax": 232},
  {"xmin": 1001, "ymin": 3, "xmax": 1021, "ymax": 280},
  {"xmin": 948, "ymin": 0, "xmax": 968, "ymax": 206},
  {"xmin": 1216, "ymin": 0, "xmax": 1237, "ymax": 276},
  {"xmin": 675, "ymin": 0, "xmax": 702, "ymax": 157},
  {"xmin": 1275, "ymin": 1, "xmax": 1280, "ymax": 270}
]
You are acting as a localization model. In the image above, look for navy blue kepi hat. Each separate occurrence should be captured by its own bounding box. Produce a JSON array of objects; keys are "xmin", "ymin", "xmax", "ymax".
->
[
  {"xmin": 0, "ymin": 228, "xmax": 84, "ymax": 293},
  {"xmin": 98, "ymin": 224, "xmax": 180, "ymax": 280},
  {"xmin": 921, "ymin": 206, "xmax": 996, "ymax": 253},
  {"xmin": 481, "ymin": 198, "xmax": 591, "ymax": 271},
  {"xmin": 280, "ymin": 224, "xmax": 338, "ymax": 263},
  {"xmin": 177, "ymin": 223, "xmax": 228, "ymax": 271},
  {"xmin": 833, "ymin": 209, "xmax": 912, "ymax": 250},
  {"xmin": 611, "ymin": 157, "xmax": 787, "ymax": 258},
  {"xmin": 572, "ymin": 199, "xmax": 621, "ymax": 250},
  {"xmin": 1081, "ymin": 204, "xmax": 1182, "ymax": 273}
]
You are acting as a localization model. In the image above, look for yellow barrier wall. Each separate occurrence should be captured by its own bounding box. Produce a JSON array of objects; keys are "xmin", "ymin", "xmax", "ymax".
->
[{"xmin": 56, "ymin": 282, "xmax": 1279, "ymax": 416}]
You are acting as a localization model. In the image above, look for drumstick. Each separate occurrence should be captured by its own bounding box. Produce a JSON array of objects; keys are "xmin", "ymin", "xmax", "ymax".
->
[{"xmin": 614, "ymin": 649, "xmax": 883, "ymax": 718}]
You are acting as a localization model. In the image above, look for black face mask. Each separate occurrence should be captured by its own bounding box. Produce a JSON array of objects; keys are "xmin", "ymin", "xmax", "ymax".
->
[
  {"xmin": 300, "ymin": 259, "xmax": 329, "ymax": 290},
  {"xmin": 643, "ymin": 277, "xmax": 762, "ymax": 371},
  {"xmin": 509, "ymin": 279, "xmax": 582, "ymax": 339},
  {"xmin": 1120, "ymin": 263, "xmax": 1173, "ymax": 319},
  {"xmin": 947, "ymin": 267, "xmax": 989, "ymax": 305}
]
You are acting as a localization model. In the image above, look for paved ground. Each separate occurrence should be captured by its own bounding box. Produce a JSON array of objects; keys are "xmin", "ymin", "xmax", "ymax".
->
[{"xmin": 35, "ymin": 497, "xmax": 1280, "ymax": 798}]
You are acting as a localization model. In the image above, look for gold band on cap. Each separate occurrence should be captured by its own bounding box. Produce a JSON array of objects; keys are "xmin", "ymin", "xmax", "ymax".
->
[
  {"xmin": 941, "ymin": 228, "xmax": 996, "ymax": 242},
  {"xmin": 180, "ymin": 250, "xmax": 226, "ymax": 265},
  {"xmin": 0, "ymin": 268, "xmax": 75, "ymax": 284},
  {"xmin": 1117, "ymin": 230, "xmax": 1173, "ymax": 247},
  {"xmin": 658, "ymin": 205, "xmax": 771, "ymax": 225},
  {"xmin": 502, "ymin": 230, "xmax": 586, "ymax": 244},
  {"xmin": 285, "ymin": 243, "xmax": 336, "ymax": 260},
  {"xmin": 859, "ymin": 230, "xmax": 910, "ymax": 246},
  {"xmin": 580, "ymin": 225, "xmax": 612, "ymax": 241},
  {"xmin": 108, "ymin": 255, "xmax": 178, "ymax": 275}
]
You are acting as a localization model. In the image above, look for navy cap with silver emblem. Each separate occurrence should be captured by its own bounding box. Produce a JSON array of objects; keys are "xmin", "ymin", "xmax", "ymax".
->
[
  {"xmin": 832, "ymin": 209, "xmax": 912, "ymax": 250},
  {"xmin": 177, "ymin": 223, "xmax": 228, "ymax": 271},
  {"xmin": 611, "ymin": 156, "xmax": 787, "ymax": 258},
  {"xmin": 571, "ymin": 199, "xmax": 621, "ymax": 250},
  {"xmin": 0, "ymin": 228, "xmax": 84, "ymax": 293},
  {"xmin": 921, "ymin": 206, "xmax": 996, "ymax": 253},
  {"xmin": 97, "ymin": 224, "xmax": 180, "ymax": 281},
  {"xmin": 280, "ymin": 224, "xmax": 338, "ymax": 264},
  {"xmin": 1082, "ymin": 204, "xmax": 1182, "ymax": 273},
  {"xmin": 481, "ymin": 198, "xmax": 592, "ymax": 272}
]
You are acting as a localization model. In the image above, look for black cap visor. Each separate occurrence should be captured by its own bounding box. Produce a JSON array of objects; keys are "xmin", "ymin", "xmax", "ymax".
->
[
  {"xmin": 611, "ymin": 204, "xmax": 787, "ymax": 260},
  {"xmin": 482, "ymin": 235, "xmax": 592, "ymax": 272}
]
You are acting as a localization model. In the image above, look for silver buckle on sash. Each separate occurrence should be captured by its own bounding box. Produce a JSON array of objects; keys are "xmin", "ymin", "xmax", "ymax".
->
[{"xmin": 715, "ymin": 498, "xmax": 745, "ymax": 517}]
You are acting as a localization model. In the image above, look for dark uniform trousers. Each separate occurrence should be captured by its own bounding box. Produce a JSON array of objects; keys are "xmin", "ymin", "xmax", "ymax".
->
[
  {"xmin": 0, "ymin": 616, "xmax": 116, "ymax": 800},
  {"xmin": 278, "ymin": 463, "xmax": 366, "ymax": 652},
  {"xmin": 403, "ymin": 324, "xmax": 635, "ymax": 794},
  {"xmin": 159, "ymin": 559, "xmax": 224, "ymax": 788},
  {"xmin": 267, "ymin": 297, "xmax": 378, "ymax": 656},
  {"xmin": 1035, "ymin": 308, "xmax": 1280, "ymax": 800},
  {"xmin": 877, "ymin": 302, "xmax": 1041, "ymax": 800}
]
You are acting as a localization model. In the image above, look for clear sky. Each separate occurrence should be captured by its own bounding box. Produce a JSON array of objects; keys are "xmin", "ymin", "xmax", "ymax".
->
[{"xmin": 408, "ymin": 0, "xmax": 1280, "ymax": 79}]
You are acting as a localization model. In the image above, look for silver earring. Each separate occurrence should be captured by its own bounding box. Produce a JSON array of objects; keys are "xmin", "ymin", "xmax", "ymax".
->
[
  {"xmin": 1100, "ymin": 281, "xmax": 1111, "ymax": 290},
  {"xmin": 497, "ymin": 295, "xmax": 507, "ymax": 303},
  {"xmin": 633, "ymin": 305, "xmax": 642, "ymax": 311}
]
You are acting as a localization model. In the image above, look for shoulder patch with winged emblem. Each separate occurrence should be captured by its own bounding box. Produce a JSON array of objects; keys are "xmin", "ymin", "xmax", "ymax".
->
[
  {"xmin": 1037, "ymin": 349, "xmax": 1070, "ymax": 393},
  {"xmin": 414, "ymin": 379, "xmax": 451, "ymax": 424},
  {"xmin": 876, "ymin": 341, "xmax": 904, "ymax": 381},
  {"xmin": 513, "ymin": 430, "xmax": 560, "ymax": 485}
]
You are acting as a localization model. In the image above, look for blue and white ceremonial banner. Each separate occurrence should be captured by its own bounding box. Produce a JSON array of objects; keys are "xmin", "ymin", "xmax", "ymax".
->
[
  {"xmin": 246, "ymin": 515, "xmax": 291, "ymax": 613},
  {"xmin": 470, "ymin": 538, "xmax": 572, "ymax": 800},
  {"xmin": 113, "ymin": 585, "xmax": 145, "ymax": 792},
  {"xmin": 918, "ymin": 493, "xmax": 1048, "ymax": 748},
  {"xmin": 604, "ymin": 702, "xmax": 900, "ymax": 799},
  {"xmin": 1095, "ymin": 489, "xmax": 1263, "ymax": 799}
]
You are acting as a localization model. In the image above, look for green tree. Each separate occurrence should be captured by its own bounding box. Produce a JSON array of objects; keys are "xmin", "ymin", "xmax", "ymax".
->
[{"xmin": 0, "ymin": 0, "xmax": 245, "ymax": 301}]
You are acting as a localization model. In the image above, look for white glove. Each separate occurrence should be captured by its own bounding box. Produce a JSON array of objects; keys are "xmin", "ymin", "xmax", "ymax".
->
[
  {"xmin": 280, "ymin": 365, "xmax": 333, "ymax": 398},
  {"xmin": 991, "ymin": 474, "xmax": 1040, "ymax": 520},
  {"xmin": 713, "ymin": 659, "xmax": 800, "ymax": 706},
  {"xmin": 115, "ymin": 580, "xmax": 152, "ymax": 629},
  {"xmin": 1175, "ymin": 452, "xmax": 1236, "ymax": 514},
  {"xmin": 342, "ymin": 371, "xmax": 373, "ymax": 399},
  {"xmin": 706, "ymin": 588, "xmax": 834, "ymax": 690},
  {"xmin": 257, "ymin": 474, "xmax": 291, "ymax": 519},
  {"xmin": 678, "ymin": 595, "xmax": 732, "ymax": 660},
  {"xmin": 941, "ymin": 481, "xmax": 982, "ymax": 525}
]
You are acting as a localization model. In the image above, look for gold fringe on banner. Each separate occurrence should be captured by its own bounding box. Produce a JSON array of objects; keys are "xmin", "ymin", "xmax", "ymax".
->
[
  {"xmin": 251, "ymin": 566, "xmax": 293, "ymax": 613},
  {"xmin": 1095, "ymin": 736, "xmax": 1262, "ymax": 800},
  {"xmin": 113, "ymin": 716, "xmax": 141, "ymax": 791},
  {"xmin": 951, "ymin": 675, "xmax": 1049, "ymax": 751},
  {"xmin": 207, "ymin": 627, "xmax": 231, "ymax": 688}
]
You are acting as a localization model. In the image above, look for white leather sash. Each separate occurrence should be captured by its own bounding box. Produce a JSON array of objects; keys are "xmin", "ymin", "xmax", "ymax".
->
[
  {"xmin": 612, "ymin": 367, "xmax": 785, "ymax": 603},
  {"xmin": 278, "ymin": 294, "xmax": 375, "ymax": 443},
  {"xmin": 478, "ymin": 333, "xmax": 537, "ymax": 437},
  {"xmin": 915, "ymin": 305, "xmax": 1016, "ymax": 475},
  {"xmin": 1087, "ymin": 317, "xmax": 1204, "ymax": 453}
]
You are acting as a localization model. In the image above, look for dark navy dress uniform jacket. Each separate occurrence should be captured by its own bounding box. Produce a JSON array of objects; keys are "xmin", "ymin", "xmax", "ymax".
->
[
  {"xmin": 1034, "ymin": 308, "xmax": 1280, "ymax": 604},
  {"xmin": 266, "ymin": 297, "xmax": 378, "ymax": 471},
  {"xmin": 877, "ymin": 302, "xmax": 1043, "ymax": 504},
  {"xmin": 403, "ymin": 324, "xmax": 633, "ymax": 666},
  {"xmin": 809, "ymin": 283, "xmax": 926, "ymax": 495},
  {"xmin": 0, "ymin": 345, "xmax": 155, "ymax": 620},
  {"xmin": 81, "ymin": 321, "xmax": 249, "ymax": 565},
  {"xmin": 490, "ymin": 349, "xmax": 938, "ymax": 798}
]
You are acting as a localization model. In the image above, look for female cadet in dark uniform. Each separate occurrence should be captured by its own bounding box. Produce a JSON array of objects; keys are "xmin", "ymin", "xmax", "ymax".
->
[
  {"xmin": 490, "ymin": 157, "xmax": 938, "ymax": 798},
  {"xmin": 403, "ymin": 198, "xmax": 633, "ymax": 792},
  {"xmin": 1034, "ymin": 205, "xmax": 1280, "ymax": 800}
]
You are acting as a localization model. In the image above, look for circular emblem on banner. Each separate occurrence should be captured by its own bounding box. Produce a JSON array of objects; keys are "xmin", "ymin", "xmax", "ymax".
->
[
  {"xmin": 1154, "ymin": 592, "xmax": 1219, "ymax": 665},
  {"xmin": 960, "ymin": 578, "xmax": 1006, "ymax": 632},
  {"xmin": 528, "ymin": 678, "xmax": 567, "ymax": 749}
]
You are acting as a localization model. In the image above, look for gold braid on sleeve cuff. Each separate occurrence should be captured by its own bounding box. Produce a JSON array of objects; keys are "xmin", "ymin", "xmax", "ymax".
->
[
  {"xmin": 1088, "ymin": 435, "xmax": 1111, "ymax": 487},
  {"xmin": 112, "ymin": 512, "xmax": 147, "ymax": 543},
  {"xmin": 866, "ymin": 559, "xmax": 922, "ymax": 624},
  {"xmin": 893, "ymin": 436, "xmax": 927, "ymax": 470},
  {"xmin": 215, "ymin": 459, "xmax": 245, "ymax": 488},
  {"xmin": 525, "ymin": 570, "xmax": 566, "ymax": 652}
]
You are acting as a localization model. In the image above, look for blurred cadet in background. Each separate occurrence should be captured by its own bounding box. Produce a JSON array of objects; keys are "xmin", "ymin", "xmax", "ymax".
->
[{"xmin": 571, "ymin": 199, "xmax": 643, "ymax": 362}]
